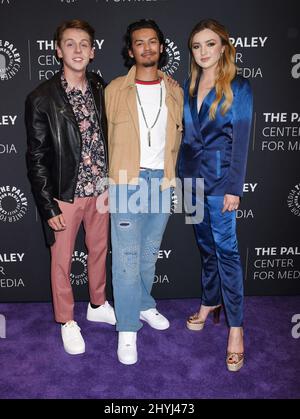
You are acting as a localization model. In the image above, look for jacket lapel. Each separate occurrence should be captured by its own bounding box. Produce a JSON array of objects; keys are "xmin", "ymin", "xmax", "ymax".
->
[
  {"xmin": 160, "ymin": 70, "xmax": 179, "ymax": 126},
  {"xmin": 54, "ymin": 72, "xmax": 78, "ymax": 128},
  {"xmin": 119, "ymin": 66, "xmax": 140, "ymax": 138},
  {"xmin": 191, "ymin": 94, "xmax": 203, "ymax": 135},
  {"xmin": 198, "ymin": 88, "xmax": 215, "ymax": 126},
  {"xmin": 183, "ymin": 80, "xmax": 203, "ymax": 144},
  {"xmin": 59, "ymin": 104, "xmax": 78, "ymax": 128}
]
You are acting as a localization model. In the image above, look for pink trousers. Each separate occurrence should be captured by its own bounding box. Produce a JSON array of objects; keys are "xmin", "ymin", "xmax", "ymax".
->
[{"xmin": 50, "ymin": 196, "xmax": 109, "ymax": 323}]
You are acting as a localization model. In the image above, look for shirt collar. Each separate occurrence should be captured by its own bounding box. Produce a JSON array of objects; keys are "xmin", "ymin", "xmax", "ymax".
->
[
  {"xmin": 120, "ymin": 65, "xmax": 177, "ymax": 100},
  {"xmin": 61, "ymin": 71, "xmax": 89, "ymax": 95}
]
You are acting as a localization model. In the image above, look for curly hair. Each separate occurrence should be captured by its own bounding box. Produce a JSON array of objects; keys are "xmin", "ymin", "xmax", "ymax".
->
[{"xmin": 122, "ymin": 19, "xmax": 167, "ymax": 68}]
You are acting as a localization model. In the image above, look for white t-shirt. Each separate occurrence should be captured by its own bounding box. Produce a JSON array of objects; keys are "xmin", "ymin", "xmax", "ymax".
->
[{"xmin": 135, "ymin": 79, "xmax": 168, "ymax": 170}]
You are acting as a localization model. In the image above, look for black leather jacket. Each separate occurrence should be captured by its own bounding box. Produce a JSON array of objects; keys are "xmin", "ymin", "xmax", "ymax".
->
[{"xmin": 25, "ymin": 71, "xmax": 108, "ymax": 223}]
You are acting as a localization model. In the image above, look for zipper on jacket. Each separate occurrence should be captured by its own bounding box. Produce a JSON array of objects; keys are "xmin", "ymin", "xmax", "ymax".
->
[
  {"xmin": 59, "ymin": 106, "xmax": 82, "ymax": 201},
  {"xmin": 72, "ymin": 124, "xmax": 83, "ymax": 200},
  {"xmin": 55, "ymin": 110, "xmax": 62, "ymax": 196},
  {"xmin": 58, "ymin": 80, "xmax": 81, "ymax": 202}
]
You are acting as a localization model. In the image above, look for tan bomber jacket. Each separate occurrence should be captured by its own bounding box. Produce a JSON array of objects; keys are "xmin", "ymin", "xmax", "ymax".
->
[{"xmin": 105, "ymin": 65, "xmax": 183, "ymax": 190}]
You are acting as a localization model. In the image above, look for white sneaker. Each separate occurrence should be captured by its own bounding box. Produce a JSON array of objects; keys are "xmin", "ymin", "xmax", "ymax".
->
[
  {"xmin": 140, "ymin": 308, "xmax": 170, "ymax": 330},
  {"xmin": 61, "ymin": 321, "xmax": 85, "ymax": 355},
  {"xmin": 86, "ymin": 301, "xmax": 116, "ymax": 325},
  {"xmin": 117, "ymin": 332, "xmax": 137, "ymax": 365}
]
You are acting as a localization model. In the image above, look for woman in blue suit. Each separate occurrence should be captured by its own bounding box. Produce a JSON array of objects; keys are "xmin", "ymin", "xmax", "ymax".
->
[{"xmin": 179, "ymin": 19, "xmax": 253, "ymax": 371}]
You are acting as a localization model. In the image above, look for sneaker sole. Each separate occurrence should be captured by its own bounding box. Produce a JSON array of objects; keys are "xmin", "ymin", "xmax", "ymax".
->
[
  {"xmin": 86, "ymin": 316, "xmax": 116, "ymax": 325},
  {"xmin": 117, "ymin": 355, "xmax": 138, "ymax": 365},
  {"xmin": 63, "ymin": 345, "xmax": 85, "ymax": 355},
  {"xmin": 139, "ymin": 316, "xmax": 170, "ymax": 330}
]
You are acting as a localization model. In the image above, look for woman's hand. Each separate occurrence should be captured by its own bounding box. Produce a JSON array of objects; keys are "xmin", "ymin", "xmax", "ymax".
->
[{"xmin": 222, "ymin": 194, "xmax": 240, "ymax": 213}]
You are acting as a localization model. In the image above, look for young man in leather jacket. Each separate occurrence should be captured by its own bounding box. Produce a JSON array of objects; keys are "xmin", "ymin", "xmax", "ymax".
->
[{"xmin": 25, "ymin": 20, "xmax": 116, "ymax": 355}]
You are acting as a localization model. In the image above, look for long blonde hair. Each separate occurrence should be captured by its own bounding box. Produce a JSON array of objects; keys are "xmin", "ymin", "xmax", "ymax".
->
[{"xmin": 188, "ymin": 19, "xmax": 236, "ymax": 119}]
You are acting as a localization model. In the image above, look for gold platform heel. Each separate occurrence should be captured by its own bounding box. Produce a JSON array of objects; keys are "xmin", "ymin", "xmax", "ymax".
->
[
  {"xmin": 186, "ymin": 305, "xmax": 222, "ymax": 331},
  {"xmin": 226, "ymin": 352, "xmax": 244, "ymax": 372},
  {"xmin": 226, "ymin": 328, "xmax": 244, "ymax": 371}
]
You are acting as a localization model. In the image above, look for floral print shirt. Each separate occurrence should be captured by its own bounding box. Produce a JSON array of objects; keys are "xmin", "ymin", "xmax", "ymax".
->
[{"xmin": 61, "ymin": 73, "xmax": 108, "ymax": 197}]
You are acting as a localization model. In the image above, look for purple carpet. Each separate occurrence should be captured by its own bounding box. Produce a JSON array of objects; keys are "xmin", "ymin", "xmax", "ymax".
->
[{"xmin": 0, "ymin": 297, "xmax": 299, "ymax": 399}]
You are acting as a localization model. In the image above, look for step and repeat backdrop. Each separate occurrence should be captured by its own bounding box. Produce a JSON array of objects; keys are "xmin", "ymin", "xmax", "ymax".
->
[{"xmin": 0, "ymin": 0, "xmax": 299, "ymax": 302}]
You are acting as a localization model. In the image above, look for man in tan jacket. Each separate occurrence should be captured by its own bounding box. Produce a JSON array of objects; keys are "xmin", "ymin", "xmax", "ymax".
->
[{"xmin": 105, "ymin": 19, "xmax": 183, "ymax": 365}]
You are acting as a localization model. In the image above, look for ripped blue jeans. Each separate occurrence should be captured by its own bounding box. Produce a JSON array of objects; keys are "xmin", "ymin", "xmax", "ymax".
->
[{"xmin": 110, "ymin": 169, "xmax": 171, "ymax": 332}]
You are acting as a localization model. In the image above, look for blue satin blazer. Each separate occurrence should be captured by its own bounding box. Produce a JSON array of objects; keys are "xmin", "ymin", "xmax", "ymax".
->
[{"xmin": 178, "ymin": 75, "xmax": 253, "ymax": 197}]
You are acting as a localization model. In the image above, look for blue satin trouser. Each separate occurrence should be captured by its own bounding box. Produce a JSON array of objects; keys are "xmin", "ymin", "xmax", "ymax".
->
[{"xmin": 193, "ymin": 195, "xmax": 244, "ymax": 327}]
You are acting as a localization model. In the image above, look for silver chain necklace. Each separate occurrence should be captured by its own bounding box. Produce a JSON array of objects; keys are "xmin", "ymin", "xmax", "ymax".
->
[{"xmin": 135, "ymin": 80, "xmax": 162, "ymax": 147}]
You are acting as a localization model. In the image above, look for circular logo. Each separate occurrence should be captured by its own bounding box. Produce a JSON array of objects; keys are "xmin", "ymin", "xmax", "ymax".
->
[
  {"xmin": 0, "ymin": 186, "xmax": 28, "ymax": 222},
  {"xmin": 161, "ymin": 38, "xmax": 181, "ymax": 76},
  {"xmin": 0, "ymin": 40, "xmax": 21, "ymax": 81},
  {"xmin": 70, "ymin": 251, "xmax": 88, "ymax": 285},
  {"xmin": 59, "ymin": 0, "xmax": 77, "ymax": 4},
  {"xmin": 287, "ymin": 183, "xmax": 300, "ymax": 216}
]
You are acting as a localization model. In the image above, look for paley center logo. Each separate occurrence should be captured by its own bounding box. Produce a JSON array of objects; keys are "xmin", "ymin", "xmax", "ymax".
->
[
  {"xmin": 230, "ymin": 35, "xmax": 268, "ymax": 79},
  {"xmin": 236, "ymin": 183, "xmax": 258, "ymax": 219},
  {"xmin": 154, "ymin": 250, "xmax": 172, "ymax": 285},
  {"xmin": 259, "ymin": 112, "xmax": 300, "ymax": 152},
  {"xmin": 36, "ymin": 39, "xmax": 104, "ymax": 80},
  {"xmin": 0, "ymin": 186, "xmax": 28, "ymax": 222},
  {"xmin": 252, "ymin": 246, "xmax": 300, "ymax": 281},
  {"xmin": 70, "ymin": 250, "xmax": 88, "ymax": 285},
  {"xmin": 0, "ymin": 40, "xmax": 21, "ymax": 81},
  {"xmin": 0, "ymin": 253, "xmax": 26, "ymax": 289},
  {"xmin": 0, "ymin": 115, "xmax": 18, "ymax": 154},
  {"xmin": 161, "ymin": 38, "xmax": 181, "ymax": 76},
  {"xmin": 287, "ymin": 183, "xmax": 300, "ymax": 217},
  {"xmin": 153, "ymin": 274, "xmax": 170, "ymax": 284}
]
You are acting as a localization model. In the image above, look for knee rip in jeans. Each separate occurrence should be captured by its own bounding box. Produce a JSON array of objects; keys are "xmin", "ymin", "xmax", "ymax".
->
[{"xmin": 142, "ymin": 240, "xmax": 160, "ymax": 262}]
